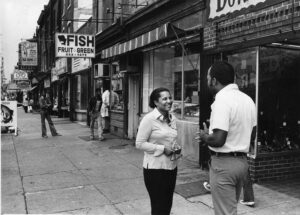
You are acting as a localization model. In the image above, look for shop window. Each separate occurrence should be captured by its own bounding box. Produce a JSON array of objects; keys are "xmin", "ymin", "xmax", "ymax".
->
[
  {"xmin": 227, "ymin": 48, "xmax": 257, "ymax": 101},
  {"xmin": 75, "ymin": 75, "xmax": 81, "ymax": 109},
  {"xmin": 144, "ymin": 44, "xmax": 200, "ymax": 122},
  {"xmin": 111, "ymin": 63, "xmax": 124, "ymax": 111},
  {"xmin": 258, "ymin": 46, "xmax": 300, "ymax": 153},
  {"xmin": 225, "ymin": 48, "xmax": 258, "ymax": 155}
]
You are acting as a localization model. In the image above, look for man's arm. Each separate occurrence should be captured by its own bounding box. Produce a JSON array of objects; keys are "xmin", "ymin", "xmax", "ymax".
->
[{"xmin": 200, "ymin": 128, "xmax": 228, "ymax": 148}]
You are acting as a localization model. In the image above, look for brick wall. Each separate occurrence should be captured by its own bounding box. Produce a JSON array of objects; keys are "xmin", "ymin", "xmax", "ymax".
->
[
  {"xmin": 203, "ymin": 22, "xmax": 217, "ymax": 50},
  {"xmin": 249, "ymin": 152, "xmax": 300, "ymax": 182},
  {"xmin": 204, "ymin": 0, "xmax": 300, "ymax": 50}
]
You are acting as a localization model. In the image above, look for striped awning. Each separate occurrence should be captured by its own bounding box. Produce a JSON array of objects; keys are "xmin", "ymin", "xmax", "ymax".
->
[{"xmin": 101, "ymin": 23, "xmax": 169, "ymax": 59}]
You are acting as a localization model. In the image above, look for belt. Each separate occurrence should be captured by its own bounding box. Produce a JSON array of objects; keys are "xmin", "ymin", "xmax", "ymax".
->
[{"xmin": 210, "ymin": 150, "xmax": 246, "ymax": 157}]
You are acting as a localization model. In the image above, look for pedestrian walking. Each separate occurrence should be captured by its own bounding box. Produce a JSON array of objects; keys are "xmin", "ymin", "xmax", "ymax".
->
[
  {"xmin": 136, "ymin": 87, "xmax": 182, "ymax": 215},
  {"xmin": 88, "ymin": 88, "xmax": 104, "ymax": 141},
  {"xmin": 39, "ymin": 92, "xmax": 61, "ymax": 138},
  {"xmin": 196, "ymin": 61, "xmax": 256, "ymax": 215}
]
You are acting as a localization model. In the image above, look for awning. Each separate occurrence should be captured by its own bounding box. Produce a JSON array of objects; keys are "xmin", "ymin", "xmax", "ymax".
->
[{"xmin": 101, "ymin": 23, "xmax": 190, "ymax": 59}]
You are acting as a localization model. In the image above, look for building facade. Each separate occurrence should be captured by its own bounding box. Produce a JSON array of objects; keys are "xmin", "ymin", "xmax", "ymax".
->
[
  {"xmin": 203, "ymin": 0, "xmax": 300, "ymax": 181},
  {"xmin": 35, "ymin": 0, "xmax": 300, "ymax": 182}
]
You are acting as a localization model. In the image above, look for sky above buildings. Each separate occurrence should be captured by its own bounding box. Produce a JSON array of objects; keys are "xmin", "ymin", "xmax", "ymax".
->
[{"xmin": 0, "ymin": 0, "xmax": 49, "ymax": 82}]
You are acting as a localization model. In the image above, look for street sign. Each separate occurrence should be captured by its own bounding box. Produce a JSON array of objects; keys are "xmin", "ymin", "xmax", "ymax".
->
[{"xmin": 55, "ymin": 33, "xmax": 95, "ymax": 58}]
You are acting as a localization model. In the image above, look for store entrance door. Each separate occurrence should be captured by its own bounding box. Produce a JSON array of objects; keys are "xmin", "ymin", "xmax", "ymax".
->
[{"xmin": 128, "ymin": 74, "xmax": 140, "ymax": 139}]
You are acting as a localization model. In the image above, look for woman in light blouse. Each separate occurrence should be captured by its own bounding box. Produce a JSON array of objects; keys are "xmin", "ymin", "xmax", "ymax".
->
[{"xmin": 136, "ymin": 87, "xmax": 181, "ymax": 215}]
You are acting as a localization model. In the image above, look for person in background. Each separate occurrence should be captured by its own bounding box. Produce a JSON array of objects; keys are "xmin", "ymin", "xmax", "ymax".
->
[
  {"xmin": 196, "ymin": 61, "xmax": 256, "ymax": 215},
  {"xmin": 136, "ymin": 87, "xmax": 182, "ymax": 215},
  {"xmin": 39, "ymin": 92, "xmax": 61, "ymax": 138},
  {"xmin": 28, "ymin": 98, "xmax": 33, "ymax": 113},
  {"xmin": 88, "ymin": 88, "xmax": 104, "ymax": 141},
  {"xmin": 240, "ymin": 167, "xmax": 255, "ymax": 207},
  {"xmin": 23, "ymin": 97, "xmax": 28, "ymax": 113},
  {"xmin": 101, "ymin": 85, "xmax": 110, "ymax": 133}
]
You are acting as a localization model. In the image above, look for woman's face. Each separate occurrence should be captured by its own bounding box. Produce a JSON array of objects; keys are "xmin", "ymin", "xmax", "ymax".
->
[{"xmin": 154, "ymin": 91, "xmax": 173, "ymax": 113}]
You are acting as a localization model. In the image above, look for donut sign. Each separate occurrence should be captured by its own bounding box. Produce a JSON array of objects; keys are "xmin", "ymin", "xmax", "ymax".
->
[
  {"xmin": 55, "ymin": 33, "xmax": 95, "ymax": 58},
  {"xmin": 208, "ymin": 0, "xmax": 266, "ymax": 19}
]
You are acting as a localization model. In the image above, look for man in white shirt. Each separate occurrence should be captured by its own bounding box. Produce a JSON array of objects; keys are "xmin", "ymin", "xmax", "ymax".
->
[{"xmin": 197, "ymin": 61, "xmax": 256, "ymax": 215}]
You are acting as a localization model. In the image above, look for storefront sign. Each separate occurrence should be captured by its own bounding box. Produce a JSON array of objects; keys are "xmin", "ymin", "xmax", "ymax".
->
[
  {"xmin": 208, "ymin": 0, "xmax": 266, "ymax": 19},
  {"xmin": 55, "ymin": 33, "xmax": 95, "ymax": 58},
  {"xmin": 44, "ymin": 78, "xmax": 50, "ymax": 88},
  {"xmin": 72, "ymin": 58, "xmax": 91, "ymax": 73},
  {"xmin": 20, "ymin": 41, "xmax": 38, "ymax": 66},
  {"xmin": 17, "ymin": 81, "xmax": 30, "ymax": 90},
  {"xmin": 51, "ymin": 68, "xmax": 59, "ymax": 82},
  {"xmin": 1, "ymin": 101, "xmax": 18, "ymax": 135},
  {"xmin": 13, "ymin": 69, "xmax": 28, "ymax": 80},
  {"xmin": 55, "ymin": 58, "xmax": 67, "ymax": 75}
]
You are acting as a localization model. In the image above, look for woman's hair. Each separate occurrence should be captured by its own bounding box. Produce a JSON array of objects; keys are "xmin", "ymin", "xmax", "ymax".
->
[{"xmin": 149, "ymin": 87, "xmax": 170, "ymax": 108}]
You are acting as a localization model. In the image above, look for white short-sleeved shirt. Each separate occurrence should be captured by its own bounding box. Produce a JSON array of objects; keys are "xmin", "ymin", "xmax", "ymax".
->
[
  {"xmin": 135, "ymin": 108, "xmax": 178, "ymax": 170},
  {"xmin": 209, "ymin": 84, "xmax": 257, "ymax": 153}
]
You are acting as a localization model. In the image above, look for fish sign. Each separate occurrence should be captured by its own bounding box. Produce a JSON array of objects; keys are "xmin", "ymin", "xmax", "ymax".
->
[
  {"xmin": 1, "ymin": 101, "xmax": 18, "ymax": 135},
  {"xmin": 55, "ymin": 33, "xmax": 95, "ymax": 58}
]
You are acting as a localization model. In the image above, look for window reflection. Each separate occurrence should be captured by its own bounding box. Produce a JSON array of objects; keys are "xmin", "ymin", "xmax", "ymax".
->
[{"xmin": 151, "ymin": 46, "xmax": 200, "ymax": 121}]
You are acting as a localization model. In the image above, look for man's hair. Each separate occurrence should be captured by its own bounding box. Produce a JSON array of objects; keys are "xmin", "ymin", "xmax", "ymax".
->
[
  {"xmin": 210, "ymin": 61, "xmax": 235, "ymax": 85},
  {"xmin": 149, "ymin": 87, "xmax": 170, "ymax": 108},
  {"xmin": 95, "ymin": 88, "xmax": 101, "ymax": 93}
]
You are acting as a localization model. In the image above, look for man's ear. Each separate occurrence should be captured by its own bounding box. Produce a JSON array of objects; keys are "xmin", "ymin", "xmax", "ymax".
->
[{"xmin": 212, "ymin": 77, "xmax": 217, "ymax": 86}]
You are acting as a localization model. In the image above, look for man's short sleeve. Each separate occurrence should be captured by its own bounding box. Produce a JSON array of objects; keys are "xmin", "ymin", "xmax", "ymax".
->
[{"xmin": 210, "ymin": 98, "xmax": 231, "ymax": 132}]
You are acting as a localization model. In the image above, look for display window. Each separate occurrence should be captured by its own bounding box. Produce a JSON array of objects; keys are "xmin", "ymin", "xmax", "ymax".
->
[
  {"xmin": 143, "ymin": 44, "xmax": 200, "ymax": 122},
  {"xmin": 111, "ymin": 63, "xmax": 124, "ymax": 111},
  {"xmin": 222, "ymin": 45, "xmax": 300, "ymax": 155},
  {"xmin": 225, "ymin": 48, "xmax": 258, "ymax": 155},
  {"xmin": 75, "ymin": 74, "xmax": 88, "ymax": 110},
  {"xmin": 258, "ymin": 46, "xmax": 300, "ymax": 153}
]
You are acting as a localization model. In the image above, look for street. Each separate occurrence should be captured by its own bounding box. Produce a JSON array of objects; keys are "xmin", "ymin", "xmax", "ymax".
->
[{"xmin": 1, "ymin": 108, "xmax": 300, "ymax": 214}]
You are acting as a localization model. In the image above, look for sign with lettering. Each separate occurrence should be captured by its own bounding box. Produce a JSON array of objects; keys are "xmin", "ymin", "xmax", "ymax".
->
[
  {"xmin": 55, "ymin": 58, "xmax": 67, "ymax": 75},
  {"xmin": 44, "ymin": 78, "xmax": 50, "ymax": 88},
  {"xmin": 13, "ymin": 69, "xmax": 28, "ymax": 81},
  {"xmin": 208, "ymin": 0, "xmax": 266, "ymax": 19},
  {"xmin": 72, "ymin": 58, "xmax": 91, "ymax": 73},
  {"xmin": 51, "ymin": 68, "xmax": 59, "ymax": 82},
  {"xmin": 20, "ymin": 41, "xmax": 38, "ymax": 66},
  {"xmin": 55, "ymin": 33, "xmax": 95, "ymax": 58}
]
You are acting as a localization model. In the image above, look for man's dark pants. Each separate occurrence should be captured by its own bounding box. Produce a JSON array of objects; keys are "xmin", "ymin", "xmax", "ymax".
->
[{"xmin": 41, "ymin": 110, "xmax": 57, "ymax": 136}]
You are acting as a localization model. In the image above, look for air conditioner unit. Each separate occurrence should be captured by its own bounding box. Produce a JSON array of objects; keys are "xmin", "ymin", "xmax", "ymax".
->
[{"xmin": 94, "ymin": 63, "xmax": 110, "ymax": 77}]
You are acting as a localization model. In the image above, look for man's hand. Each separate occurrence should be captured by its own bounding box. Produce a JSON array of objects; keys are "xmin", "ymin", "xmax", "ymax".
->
[{"xmin": 195, "ymin": 122, "xmax": 209, "ymax": 145}]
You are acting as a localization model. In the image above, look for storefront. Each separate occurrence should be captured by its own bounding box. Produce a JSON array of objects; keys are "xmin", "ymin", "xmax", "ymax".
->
[
  {"xmin": 51, "ymin": 68, "xmax": 59, "ymax": 115},
  {"xmin": 71, "ymin": 58, "xmax": 91, "ymax": 122},
  {"xmin": 101, "ymin": 10, "xmax": 204, "ymax": 162},
  {"xmin": 96, "ymin": 0, "xmax": 205, "ymax": 163},
  {"xmin": 203, "ymin": 0, "xmax": 300, "ymax": 181},
  {"xmin": 55, "ymin": 58, "xmax": 69, "ymax": 118}
]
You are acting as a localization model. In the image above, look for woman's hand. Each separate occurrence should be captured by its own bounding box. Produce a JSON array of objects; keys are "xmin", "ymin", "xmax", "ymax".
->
[{"xmin": 164, "ymin": 146, "xmax": 173, "ymax": 156}]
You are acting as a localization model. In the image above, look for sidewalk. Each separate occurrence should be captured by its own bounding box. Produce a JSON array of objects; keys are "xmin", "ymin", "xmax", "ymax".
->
[{"xmin": 1, "ymin": 108, "xmax": 300, "ymax": 214}]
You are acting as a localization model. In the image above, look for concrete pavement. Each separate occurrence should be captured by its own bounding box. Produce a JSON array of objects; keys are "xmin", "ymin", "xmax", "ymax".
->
[{"xmin": 1, "ymin": 108, "xmax": 300, "ymax": 214}]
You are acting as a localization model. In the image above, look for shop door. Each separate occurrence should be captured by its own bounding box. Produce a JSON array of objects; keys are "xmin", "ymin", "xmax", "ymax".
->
[{"xmin": 128, "ymin": 74, "xmax": 140, "ymax": 139}]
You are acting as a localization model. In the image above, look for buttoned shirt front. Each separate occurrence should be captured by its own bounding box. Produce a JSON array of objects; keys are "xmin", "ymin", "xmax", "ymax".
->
[
  {"xmin": 136, "ymin": 108, "xmax": 178, "ymax": 170},
  {"xmin": 209, "ymin": 84, "xmax": 257, "ymax": 153}
]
